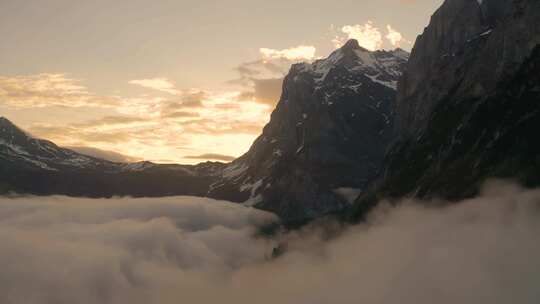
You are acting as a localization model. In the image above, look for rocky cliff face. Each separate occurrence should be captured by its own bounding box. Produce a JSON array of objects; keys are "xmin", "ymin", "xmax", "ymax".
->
[
  {"xmin": 397, "ymin": 0, "xmax": 540, "ymax": 138},
  {"xmin": 352, "ymin": 0, "xmax": 540, "ymax": 217},
  {"xmin": 209, "ymin": 40, "xmax": 408, "ymax": 221}
]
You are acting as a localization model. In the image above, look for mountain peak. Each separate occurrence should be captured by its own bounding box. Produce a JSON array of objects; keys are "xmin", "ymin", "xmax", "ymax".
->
[
  {"xmin": 0, "ymin": 116, "xmax": 13, "ymax": 126},
  {"xmin": 289, "ymin": 39, "xmax": 408, "ymax": 91},
  {"xmin": 0, "ymin": 117, "xmax": 25, "ymax": 137},
  {"xmin": 340, "ymin": 39, "xmax": 363, "ymax": 51},
  {"xmin": 337, "ymin": 39, "xmax": 372, "ymax": 60},
  {"xmin": 208, "ymin": 37, "xmax": 408, "ymax": 220}
]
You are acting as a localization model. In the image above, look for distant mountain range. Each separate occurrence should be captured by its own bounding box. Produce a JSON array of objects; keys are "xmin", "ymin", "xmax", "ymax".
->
[
  {"xmin": 2, "ymin": 0, "xmax": 540, "ymax": 223},
  {"xmin": 0, "ymin": 117, "xmax": 224, "ymax": 197}
]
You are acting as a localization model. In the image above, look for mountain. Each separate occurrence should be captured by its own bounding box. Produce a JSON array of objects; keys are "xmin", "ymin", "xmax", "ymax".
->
[
  {"xmin": 0, "ymin": 117, "xmax": 224, "ymax": 197},
  {"xmin": 208, "ymin": 40, "xmax": 408, "ymax": 221},
  {"xmin": 352, "ymin": 0, "xmax": 540, "ymax": 217}
]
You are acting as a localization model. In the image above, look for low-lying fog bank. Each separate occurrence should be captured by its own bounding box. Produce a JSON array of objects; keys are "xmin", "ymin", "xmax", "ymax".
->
[{"xmin": 1, "ymin": 180, "xmax": 539, "ymax": 304}]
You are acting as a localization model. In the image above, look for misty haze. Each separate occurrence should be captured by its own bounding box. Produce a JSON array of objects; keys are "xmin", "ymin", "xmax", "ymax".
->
[{"xmin": 2, "ymin": 181, "xmax": 540, "ymax": 303}]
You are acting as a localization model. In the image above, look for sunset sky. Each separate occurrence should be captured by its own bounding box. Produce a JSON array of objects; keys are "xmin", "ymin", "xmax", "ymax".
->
[{"xmin": 0, "ymin": 0, "xmax": 442, "ymax": 164}]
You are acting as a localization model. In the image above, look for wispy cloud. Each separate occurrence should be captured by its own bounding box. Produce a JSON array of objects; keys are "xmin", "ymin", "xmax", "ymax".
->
[
  {"xmin": 386, "ymin": 25, "xmax": 411, "ymax": 48},
  {"xmin": 0, "ymin": 74, "xmax": 121, "ymax": 108},
  {"xmin": 333, "ymin": 22, "xmax": 411, "ymax": 50},
  {"xmin": 259, "ymin": 45, "xmax": 317, "ymax": 61},
  {"xmin": 229, "ymin": 55, "xmax": 290, "ymax": 108},
  {"xmin": 128, "ymin": 77, "xmax": 179, "ymax": 94},
  {"xmin": 22, "ymin": 88, "xmax": 270, "ymax": 163},
  {"xmin": 333, "ymin": 21, "xmax": 383, "ymax": 51}
]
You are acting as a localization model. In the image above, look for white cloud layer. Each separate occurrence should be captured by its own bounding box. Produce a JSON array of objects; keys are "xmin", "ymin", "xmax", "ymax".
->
[
  {"xmin": 333, "ymin": 22, "xmax": 410, "ymax": 51},
  {"xmin": 259, "ymin": 46, "xmax": 317, "ymax": 61},
  {"xmin": 1, "ymin": 180, "xmax": 540, "ymax": 304},
  {"xmin": 386, "ymin": 25, "xmax": 409, "ymax": 48},
  {"xmin": 338, "ymin": 21, "xmax": 383, "ymax": 51}
]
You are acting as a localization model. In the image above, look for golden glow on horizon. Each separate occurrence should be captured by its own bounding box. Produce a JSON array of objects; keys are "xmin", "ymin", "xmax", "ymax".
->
[{"xmin": 23, "ymin": 88, "xmax": 271, "ymax": 164}]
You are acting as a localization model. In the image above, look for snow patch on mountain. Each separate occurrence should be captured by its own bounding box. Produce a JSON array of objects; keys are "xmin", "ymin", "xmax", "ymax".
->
[
  {"xmin": 222, "ymin": 162, "xmax": 248, "ymax": 179},
  {"xmin": 121, "ymin": 161, "xmax": 155, "ymax": 172},
  {"xmin": 333, "ymin": 187, "xmax": 362, "ymax": 204},
  {"xmin": 293, "ymin": 40, "xmax": 408, "ymax": 91}
]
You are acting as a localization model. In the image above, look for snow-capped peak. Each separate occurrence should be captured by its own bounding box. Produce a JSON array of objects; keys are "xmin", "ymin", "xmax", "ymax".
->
[{"xmin": 291, "ymin": 39, "xmax": 409, "ymax": 89}]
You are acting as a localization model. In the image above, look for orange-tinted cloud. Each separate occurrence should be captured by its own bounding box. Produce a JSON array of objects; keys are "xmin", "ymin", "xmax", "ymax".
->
[{"xmin": 15, "ymin": 83, "xmax": 270, "ymax": 164}]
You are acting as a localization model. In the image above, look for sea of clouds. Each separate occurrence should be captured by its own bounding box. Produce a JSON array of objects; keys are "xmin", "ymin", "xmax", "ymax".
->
[{"xmin": 1, "ymin": 180, "xmax": 539, "ymax": 304}]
